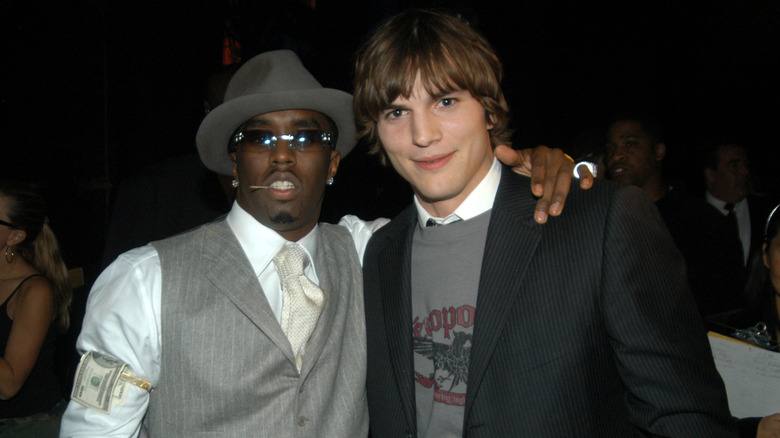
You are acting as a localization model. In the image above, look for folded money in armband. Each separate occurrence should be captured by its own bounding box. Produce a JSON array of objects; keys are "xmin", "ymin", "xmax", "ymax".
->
[{"xmin": 70, "ymin": 351, "xmax": 152, "ymax": 414}]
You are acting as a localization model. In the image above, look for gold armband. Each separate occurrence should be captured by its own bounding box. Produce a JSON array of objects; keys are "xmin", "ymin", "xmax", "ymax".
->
[{"xmin": 121, "ymin": 370, "xmax": 152, "ymax": 392}]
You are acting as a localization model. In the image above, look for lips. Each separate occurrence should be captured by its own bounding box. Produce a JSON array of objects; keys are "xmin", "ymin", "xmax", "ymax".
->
[
  {"xmin": 269, "ymin": 181, "xmax": 295, "ymax": 190},
  {"xmin": 610, "ymin": 166, "xmax": 627, "ymax": 175},
  {"xmin": 414, "ymin": 152, "xmax": 455, "ymax": 171},
  {"xmin": 608, "ymin": 162, "xmax": 630, "ymax": 177},
  {"xmin": 263, "ymin": 172, "xmax": 299, "ymax": 200}
]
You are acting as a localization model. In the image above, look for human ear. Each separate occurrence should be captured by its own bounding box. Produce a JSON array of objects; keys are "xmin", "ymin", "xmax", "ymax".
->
[
  {"xmin": 704, "ymin": 167, "xmax": 715, "ymax": 186},
  {"xmin": 6, "ymin": 229, "xmax": 27, "ymax": 247},
  {"xmin": 484, "ymin": 109, "xmax": 495, "ymax": 130},
  {"xmin": 328, "ymin": 151, "xmax": 341, "ymax": 179},
  {"xmin": 230, "ymin": 152, "xmax": 239, "ymax": 181},
  {"xmin": 654, "ymin": 143, "xmax": 666, "ymax": 162}
]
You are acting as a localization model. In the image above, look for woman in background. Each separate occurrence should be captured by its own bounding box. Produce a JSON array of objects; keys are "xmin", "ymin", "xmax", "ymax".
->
[
  {"xmin": 717, "ymin": 203, "xmax": 780, "ymax": 438},
  {"xmin": 0, "ymin": 182, "xmax": 72, "ymax": 436},
  {"xmin": 747, "ymin": 203, "xmax": 780, "ymax": 342},
  {"xmin": 748, "ymin": 202, "xmax": 780, "ymax": 437}
]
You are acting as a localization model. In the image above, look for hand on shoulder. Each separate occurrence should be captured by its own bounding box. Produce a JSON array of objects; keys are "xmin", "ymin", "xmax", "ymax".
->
[{"xmin": 495, "ymin": 144, "xmax": 595, "ymax": 224}]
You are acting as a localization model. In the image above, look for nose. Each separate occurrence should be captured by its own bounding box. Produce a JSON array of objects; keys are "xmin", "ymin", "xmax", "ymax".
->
[
  {"xmin": 411, "ymin": 111, "xmax": 441, "ymax": 148},
  {"xmin": 737, "ymin": 161, "xmax": 750, "ymax": 177},
  {"xmin": 268, "ymin": 140, "xmax": 296, "ymax": 167},
  {"xmin": 607, "ymin": 142, "xmax": 626, "ymax": 164}
]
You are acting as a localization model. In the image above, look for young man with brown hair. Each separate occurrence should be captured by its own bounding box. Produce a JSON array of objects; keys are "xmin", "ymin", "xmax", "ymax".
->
[{"xmin": 356, "ymin": 9, "xmax": 736, "ymax": 437}]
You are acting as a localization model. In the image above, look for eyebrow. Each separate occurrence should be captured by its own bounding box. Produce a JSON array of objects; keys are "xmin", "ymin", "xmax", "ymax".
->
[
  {"xmin": 431, "ymin": 88, "xmax": 464, "ymax": 98},
  {"xmin": 382, "ymin": 89, "xmax": 465, "ymax": 111},
  {"xmin": 382, "ymin": 103, "xmax": 407, "ymax": 111}
]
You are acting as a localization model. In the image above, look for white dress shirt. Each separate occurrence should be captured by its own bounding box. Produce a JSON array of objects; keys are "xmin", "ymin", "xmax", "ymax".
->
[{"xmin": 60, "ymin": 202, "xmax": 387, "ymax": 437}]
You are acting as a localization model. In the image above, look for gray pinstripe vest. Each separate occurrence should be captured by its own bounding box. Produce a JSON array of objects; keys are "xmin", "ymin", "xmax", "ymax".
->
[{"xmin": 144, "ymin": 219, "xmax": 368, "ymax": 437}]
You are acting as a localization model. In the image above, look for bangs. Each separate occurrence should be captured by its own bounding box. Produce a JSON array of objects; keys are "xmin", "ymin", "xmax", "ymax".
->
[
  {"xmin": 378, "ymin": 47, "xmax": 466, "ymax": 107},
  {"xmin": 353, "ymin": 8, "xmax": 514, "ymax": 161},
  {"xmin": 362, "ymin": 11, "xmax": 502, "ymax": 117}
]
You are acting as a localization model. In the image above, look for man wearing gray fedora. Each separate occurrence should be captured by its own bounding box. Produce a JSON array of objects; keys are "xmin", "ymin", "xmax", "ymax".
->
[{"xmin": 60, "ymin": 50, "xmax": 586, "ymax": 437}]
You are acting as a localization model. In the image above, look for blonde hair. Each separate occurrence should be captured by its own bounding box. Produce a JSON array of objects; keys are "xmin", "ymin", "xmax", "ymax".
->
[
  {"xmin": 353, "ymin": 8, "xmax": 512, "ymax": 164},
  {"xmin": 1, "ymin": 183, "xmax": 72, "ymax": 331}
]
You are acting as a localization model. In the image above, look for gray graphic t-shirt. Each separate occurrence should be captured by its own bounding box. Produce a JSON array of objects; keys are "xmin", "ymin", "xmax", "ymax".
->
[{"xmin": 411, "ymin": 211, "xmax": 490, "ymax": 438}]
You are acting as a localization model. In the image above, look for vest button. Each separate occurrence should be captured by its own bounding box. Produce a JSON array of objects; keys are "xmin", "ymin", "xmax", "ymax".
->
[{"xmin": 297, "ymin": 416, "xmax": 308, "ymax": 426}]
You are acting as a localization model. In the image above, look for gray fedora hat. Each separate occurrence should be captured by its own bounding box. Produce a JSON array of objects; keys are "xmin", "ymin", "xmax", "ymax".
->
[{"xmin": 196, "ymin": 50, "xmax": 356, "ymax": 175}]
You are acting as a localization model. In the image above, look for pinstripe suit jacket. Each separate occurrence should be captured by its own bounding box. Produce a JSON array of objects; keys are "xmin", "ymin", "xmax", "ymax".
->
[{"xmin": 363, "ymin": 167, "xmax": 736, "ymax": 438}]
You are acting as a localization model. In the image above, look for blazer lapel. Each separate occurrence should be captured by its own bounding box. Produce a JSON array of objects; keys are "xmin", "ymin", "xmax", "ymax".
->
[
  {"xmin": 376, "ymin": 206, "xmax": 419, "ymax": 432},
  {"xmin": 201, "ymin": 221, "xmax": 295, "ymax": 364},
  {"xmin": 464, "ymin": 168, "xmax": 542, "ymax": 421}
]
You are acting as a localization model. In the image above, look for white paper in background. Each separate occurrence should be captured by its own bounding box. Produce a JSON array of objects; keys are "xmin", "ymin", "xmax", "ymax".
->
[{"xmin": 708, "ymin": 332, "xmax": 780, "ymax": 418}]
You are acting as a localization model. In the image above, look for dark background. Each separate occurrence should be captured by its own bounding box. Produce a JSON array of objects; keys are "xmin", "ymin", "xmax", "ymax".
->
[{"xmin": 3, "ymin": 0, "xmax": 779, "ymax": 290}]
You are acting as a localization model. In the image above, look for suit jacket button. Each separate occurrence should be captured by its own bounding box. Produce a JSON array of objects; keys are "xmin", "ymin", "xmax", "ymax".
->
[{"xmin": 297, "ymin": 416, "xmax": 308, "ymax": 426}]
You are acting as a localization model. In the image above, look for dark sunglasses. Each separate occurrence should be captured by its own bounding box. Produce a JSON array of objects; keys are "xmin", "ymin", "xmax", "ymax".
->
[
  {"xmin": 234, "ymin": 129, "xmax": 333, "ymax": 153},
  {"xmin": 0, "ymin": 218, "xmax": 16, "ymax": 228}
]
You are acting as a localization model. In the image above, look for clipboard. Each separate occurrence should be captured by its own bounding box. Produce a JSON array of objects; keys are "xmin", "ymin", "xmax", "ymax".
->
[{"xmin": 708, "ymin": 331, "xmax": 780, "ymax": 417}]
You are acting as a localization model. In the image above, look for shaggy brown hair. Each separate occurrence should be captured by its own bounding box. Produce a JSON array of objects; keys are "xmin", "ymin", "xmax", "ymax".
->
[{"xmin": 353, "ymin": 9, "xmax": 512, "ymax": 164}]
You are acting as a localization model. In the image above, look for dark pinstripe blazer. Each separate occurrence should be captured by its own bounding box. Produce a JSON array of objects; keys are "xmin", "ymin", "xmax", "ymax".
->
[{"xmin": 363, "ymin": 167, "xmax": 737, "ymax": 438}]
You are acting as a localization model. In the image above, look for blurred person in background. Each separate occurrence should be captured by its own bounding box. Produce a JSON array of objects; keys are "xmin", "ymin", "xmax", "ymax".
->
[
  {"xmin": 0, "ymin": 182, "xmax": 72, "ymax": 437},
  {"xmin": 704, "ymin": 143, "xmax": 779, "ymax": 280},
  {"xmin": 711, "ymin": 203, "xmax": 780, "ymax": 438},
  {"xmin": 604, "ymin": 115, "xmax": 746, "ymax": 317}
]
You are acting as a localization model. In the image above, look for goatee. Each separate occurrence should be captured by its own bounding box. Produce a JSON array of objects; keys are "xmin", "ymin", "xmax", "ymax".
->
[{"xmin": 270, "ymin": 213, "xmax": 296, "ymax": 224}]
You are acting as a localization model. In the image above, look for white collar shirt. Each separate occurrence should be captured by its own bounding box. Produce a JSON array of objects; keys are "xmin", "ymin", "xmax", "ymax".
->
[
  {"xmin": 705, "ymin": 191, "xmax": 750, "ymax": 264},
  {"xmin": 227, "ymin": 201, "xmax": 319, "ymax": 322}
]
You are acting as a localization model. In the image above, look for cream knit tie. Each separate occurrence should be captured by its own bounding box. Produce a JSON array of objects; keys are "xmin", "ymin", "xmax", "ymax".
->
[{"xmin": 273, "ymin": 243, "xmax": 326, "ymax": 372}]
